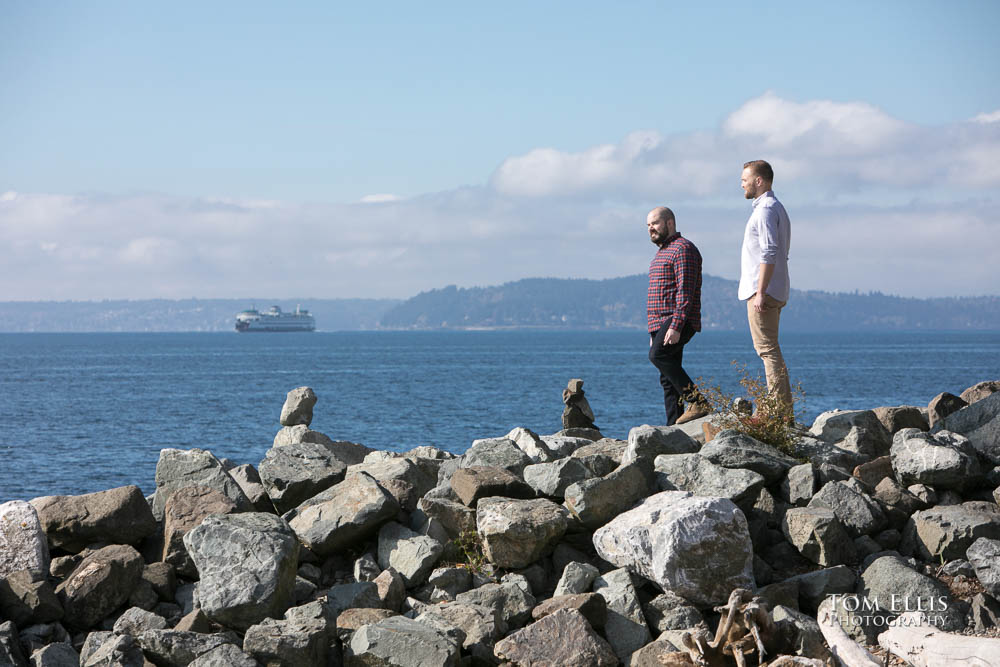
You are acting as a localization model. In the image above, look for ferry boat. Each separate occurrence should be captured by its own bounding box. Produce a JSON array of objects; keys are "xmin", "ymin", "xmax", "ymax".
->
[{"xmin": 235, "ymin": 305, "xmax": 316, "ymax": 332}]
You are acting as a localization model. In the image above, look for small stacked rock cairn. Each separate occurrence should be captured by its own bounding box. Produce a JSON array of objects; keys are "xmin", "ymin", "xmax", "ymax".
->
[
  {"xmin": 3, "ymin": 381, "xmax": 1000, "ymax": 665},
  {"xmin": 562, "ymin": 377, "xmax": 597, "ymax": 430}
]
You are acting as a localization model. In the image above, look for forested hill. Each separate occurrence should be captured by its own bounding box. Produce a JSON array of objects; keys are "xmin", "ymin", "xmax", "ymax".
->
[{"xmin": 378, "ymin": 275, "xmax": 1000, "ymax": 331}]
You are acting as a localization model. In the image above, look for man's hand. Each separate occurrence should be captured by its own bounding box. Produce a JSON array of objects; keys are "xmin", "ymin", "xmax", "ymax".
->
[
  {"xmin": 752, "ymin": 292, "xmax": 767, "ymax": 313},
  {"xmin": 664, "ymin": 328, "xmax": 680, "ymax": 345}
]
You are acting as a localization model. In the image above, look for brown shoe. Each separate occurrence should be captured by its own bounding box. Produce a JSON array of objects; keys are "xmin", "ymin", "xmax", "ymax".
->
[{"xmin": 676, "ymin": 401, "xmax": 711, "ymax": 424}]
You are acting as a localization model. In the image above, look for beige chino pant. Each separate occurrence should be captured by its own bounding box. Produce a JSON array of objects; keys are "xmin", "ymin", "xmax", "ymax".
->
[{"xmin": 746, "ymin": 294, "xmax": 793, "ymax": 411}]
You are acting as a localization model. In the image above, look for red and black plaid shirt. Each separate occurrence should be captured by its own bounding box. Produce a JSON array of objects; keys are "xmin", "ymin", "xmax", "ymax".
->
[{"xmin": 647, "ymin": 232, "xmax": 702, "ymax": 333}]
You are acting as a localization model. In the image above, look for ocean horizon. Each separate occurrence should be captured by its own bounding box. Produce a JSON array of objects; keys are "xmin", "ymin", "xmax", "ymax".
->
[{"xmin": 2, "ymin": 329, "xmax": 998, "ymax": 502}]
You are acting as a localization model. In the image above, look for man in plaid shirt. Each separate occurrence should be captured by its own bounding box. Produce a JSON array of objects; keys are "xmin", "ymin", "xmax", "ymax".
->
[{"xmin": 646, "ymin": 206, "xmax": 710, "ymax": 425}]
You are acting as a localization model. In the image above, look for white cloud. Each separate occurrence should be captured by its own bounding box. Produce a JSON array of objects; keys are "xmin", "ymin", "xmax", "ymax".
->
[
  {"xmin": 973, "ymin": 110, "xmax": 1000, "ymax": 124},
  {"xmin": 1, "ymin": 94, "xmax": 997, "ymax": 301},
  {"xmin": 360, "ymin": 193, "xmax": 401, "ymax": 203}
]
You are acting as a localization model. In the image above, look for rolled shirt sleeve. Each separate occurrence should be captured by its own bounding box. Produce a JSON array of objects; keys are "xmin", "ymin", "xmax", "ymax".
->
[{"xmin": 757, "ymin": 206, "xmax": 780, "ymax": 265}]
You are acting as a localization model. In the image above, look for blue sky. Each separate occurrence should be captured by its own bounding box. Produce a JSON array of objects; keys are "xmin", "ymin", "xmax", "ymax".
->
[{"xmin": 1, "ymin": 1, "xmax": 999, "ymax": 300}]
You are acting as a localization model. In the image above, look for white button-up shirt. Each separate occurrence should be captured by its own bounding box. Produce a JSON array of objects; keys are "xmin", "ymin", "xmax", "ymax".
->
[{"xmin": 739, "ymin": 190, "xmax": 791, "ymax": 302}]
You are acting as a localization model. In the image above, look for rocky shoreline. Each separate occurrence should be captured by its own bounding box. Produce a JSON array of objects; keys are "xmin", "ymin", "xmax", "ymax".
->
[{"xmin": 2, "ymin": 381, "xmax": 1000, "ymax": 666}]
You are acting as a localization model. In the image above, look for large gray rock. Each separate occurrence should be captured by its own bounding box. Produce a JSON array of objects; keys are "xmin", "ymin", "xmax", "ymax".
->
[
  {"xmin": 592, "ymin": 568, "xmax": 651, "ymax": 663},
  {"xmin": 280, "ymin": 386, "xmax": 317, "ymax": 427},
  {"xmin": 553, "ymin": 561, "xmax": 600, "ymax": 597},
  {"xmin": 782, "ymin": 507, "xmax": 856, "ymax": 566},
  {"xmin": 783, "ymin": 463, "xmax": 818, "ymax": 505},
  {"xmin": 461, "ymin": 438, "xmax": 532, "ymax": 476},
  {"xmin": 928, "ymin": 392, "xmax": 968, "ymax": 428},
  {"xmin": 187, "ymin": 643, "xmax": 258, "ymax": 667},
  {"xmin": 348, "ymin": 456, "xmax": 440, "ymax": 512},
  {"xmin": 162, "ymin": 486, "xmax": 238, "ymax": 578},
  {"xmin": 699, "ymin": 430, "xmax": 798, "ymax": 484},
  {"xmin": 0, "ymin": 501, "xmax": 49, "ymax": 579},
  {"xmin": 55, "ymin": 544, "xmax": 143, "ymax": 630},
  {"xmin": 506, "ymin": 426, "xmax": 555, "ymax": 462},
  {"xmin": 570, "ymin": 438, "xmax": 627, "ymax": 476},
  {"xmin": 227, "ymin": 463, "xmax": 276, "ymax": 513},
  {"xmin": 890, "ymin": 428, "xmax": 983, "ymax": 490},
  {"xmin": 563, "ymin": 460, "xmax": 653, "ymax": 530},
  {"xmin": 0, "ymin": 621, "xmax": 25, "ymax": 667},
  {"xmin": 415, "ymin": 602, "xmax": 498, "ymax": 664},
  {"xmin": 136, "ymin": 630, "xmax": 235, "ymax": 667},
  {"xmin": 643, "ymin": 591, "xmax": 703, "ymax": 633},
  {"xmin": 30, "ymin": 486, "xmax": 156, "ymax": 553},
  {"xmin": 593, "ymin": 490, "xmax": 754, "ymax": 608},
  {"xmin": 810, "ymin": 409, "xmax": 892, "ymax": 450},
  {"xmin": 522, "ymin": 458, "xmax": 593, "ymax": 499},
  {"xmin": 327, "ymin": 581, "xmax": 382, "ymax": 616},
  {"xmin": 785, "ymin": 565, "xmax": 856, "ymax": 612},
  {"xmin": 791, "ymin": 434, "xmax": 869, "ymax": 470},
  {"xmin": 493, "ymin": 608, "xmax": 617, "ymax": 666},
  {"xmin": 859, "ymin": 554, "xmax": 964, "ymax": 631},
  {"xmin": 377, "ymin": 522, "xmax": 443, "ymax": 587},
  {"xmin": 449, "ymin": 466, "xmax": 534, "ymax": 508},
  {"xmin": 258, "ymin": 441, "xmax": 355, "ymax": 513},
  {"xmin": 623, "ymin": 425, "xmax": 699, "ymax": 465},
  {"xmin": 346, "ymin": 615, "xmax": 461, "ymax": 666},
  {"xmin": 151, "ymin": 449, "xmax": 253, "ymax": 520},
  {"xmin": 183, "ymin": 512, "xmax": 299, "ymax": 631},
  {"xmin": 772, "ymin": 605, "xmax": 832, "ymax": 663},
  {"xmin": 414, "ymin": 497, "xmax": 476, "ymax": 544},
  {"xmin": 902, "ymin": 503, "xmax": 1000, "ymax": 561},
  {"xmin": 961, "ymin": 380, "xmax": 1000, "ymax": 405},
  {"xmin": 542, "ymin": 435, "xmax": 595, "ymax": 459},
  {"xmin": 476, "ymin": 497, "xmax": 569, "ymax": 569},
  {"xmin": 285, "ymin": 472, "xmax": 399, "ymax": 556},
  {"xmin": 873, "ymin": 406, "xmax": 929, "ymax": 434},
  {"xmin": 0, "ymin": 571, "xmax": 63, "ymax": 627},
  {"xmin": 28, "ymin": 642, "xmax": 79, "ymax": 666},
  {"xmin": 654, "ymin": 453, "xmax": 765, "ymax": 504},
  {"xmin": 113, "ymin": 606, "xmax": 168, "ymax": 635},
  {"xmin": 81, "ymin": 632, "xmax": 145, "ymax": 667},
  {"xmin": 807, "ymin": 479, "xmax": 886, "ymax": 537},
  {"xmin": 967, "ymin": 537, "xmax": 1000, "ymax": 597},
  {"xmin": 243, "ymin": 600, "xmax": 336, "ymax": 667},
  {"xmin": 933, "ymin": 392, "xmax": 1000, "ymax": 464},
  {"xmin": 455, "ymin": 582, "xmax": 536, "ymax": 634}
]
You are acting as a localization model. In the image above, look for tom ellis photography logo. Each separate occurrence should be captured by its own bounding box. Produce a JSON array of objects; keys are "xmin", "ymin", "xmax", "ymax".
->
[{"xmin": 828, "ymin": 594, "xmax": 952, "ymax": 628}]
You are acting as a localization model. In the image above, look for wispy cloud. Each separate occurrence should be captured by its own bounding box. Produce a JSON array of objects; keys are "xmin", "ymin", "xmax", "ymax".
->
[{"xmin": 1, "ymin": 94, "xmax": 998, "ymax": 301}]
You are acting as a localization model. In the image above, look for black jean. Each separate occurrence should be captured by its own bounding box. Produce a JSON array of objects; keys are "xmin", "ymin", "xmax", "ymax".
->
[{"xmin": 648, "ymin": 321, "xmax": 697, "ymax": 426}]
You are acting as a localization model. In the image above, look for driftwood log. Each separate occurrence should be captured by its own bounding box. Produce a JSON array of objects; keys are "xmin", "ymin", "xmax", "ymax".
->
[
  {"xmin": 815, "ymin": 599, "xmax": 880, "ymax": 667},
  {"xmin": 878, "ymin": 611, "xmax": 1000, "ymax": 667}
]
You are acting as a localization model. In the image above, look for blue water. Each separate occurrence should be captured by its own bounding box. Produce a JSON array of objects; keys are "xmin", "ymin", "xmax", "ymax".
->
[{"xmin": 1, "ymin": 331, "xmax": 998, "ymax": 501}]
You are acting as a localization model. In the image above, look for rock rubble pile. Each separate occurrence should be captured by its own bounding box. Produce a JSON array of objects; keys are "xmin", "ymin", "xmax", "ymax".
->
[{"xmin": 2, "ymin": 381, "xmax": 1000, "ymax": 666}]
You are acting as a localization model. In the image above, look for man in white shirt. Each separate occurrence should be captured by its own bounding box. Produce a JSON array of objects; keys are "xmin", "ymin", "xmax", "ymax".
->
[{"xmin": 739, "ymin": 160, "xmax": 793, "ymax": 415}]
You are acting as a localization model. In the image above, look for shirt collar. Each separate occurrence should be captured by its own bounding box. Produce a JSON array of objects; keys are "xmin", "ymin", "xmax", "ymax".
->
[
  {"xmin": 660, "ymin": 232, "xmax": 681, "ymax": 247},
  {"xmin": 752, "ymin": 190, "xmax": 774, "ymax": 208}
]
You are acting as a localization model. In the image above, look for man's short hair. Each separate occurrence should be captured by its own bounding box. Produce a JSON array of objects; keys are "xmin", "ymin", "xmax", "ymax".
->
[
  {"xmin": 650, "ymin": 206, "xmax": 675, "ymax": 223},
  {"xmin": 743, "ymin": 160, "xmax": 774, "ymax": 183}
]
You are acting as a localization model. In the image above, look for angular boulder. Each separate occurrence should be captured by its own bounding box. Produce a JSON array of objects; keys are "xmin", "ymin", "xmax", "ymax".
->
[
  {"xmin": 258, "ymin": 441, "xmax": 354, "ymax": 514},
  {"xmin": 873, "ymin": 405, "xmax": 928, "ymax": 434},
  {"xmin": 55, "ymin": 544, "xmax": 143, "ymax": 630},
  {"xmin": 243, "ymin": 600, "xmax": 336, "ymax": 667},
  {"xmin": 449, "ymin": 466, "xmax": 534, "ymax": 508},
  {"xmin": 162, "ymin": 486, "xmax": 238, "ymax": 578},
  {"xmin": 592, "ymin": 568, "xmax": 651, "ymax": 663},
  {"xmin": 928, "ymin": 392, "xmax": 968, "ymax": 428},
  {"xmin": 807, "ymin": 479, "xmax": 886, "ymax": 537},
  {"xmin": 284, "ymin": 472, "xmax": 399, "ymax": 556},
  {"xmin": 932, "ymin": 392, "xmax": 1000, "ymax": 464},
  {"xmin": 476, "ymin": 497, "xmax": 570, "ymax": 569},
  {"xmin": 901, "ymin": 504, "xmax": 1000, "ymax": 561},
  {"xmin": 151, "ymin": 449, "xmax": 253, "ymax": 520},
  {"xmin": 782, "ymin": 507, "xmax": 856, "ymax": 566},
  {"xmin": 455, "ymin": 581, "xmax": 536, "ymax": 634},
  {"xmin": 593, "ymin": 490, "xmax": 754, "ymax": 608},
  {"xmin": 279, "ymin": 386, "xmax": 317, "ymax": 427},
  {"xmin": 347, "ymin": 456, "xmax": 440, "ymax": 512},
  {"xmin": 859, "ymin": 554, "xmax": 964, "ymax": 631},
  {"xmin": 183, "ymin": 512, "xmax": 299, "ymax": 631},
  {"xmin": 967, "ymin": 537, "xmax": 1000, "ymax": 597},
  {"xmin": 30, "ymin": 486, "xmax": 156, "ymax": 553},
  {"xmin": 415, "ymin": 602, "xmax": 498, "ymax": 664},
  {"xmin": 563, "ymin": 460, "xmax": 653, "ymax": 530},
  {"xmin": 137, "ymin": 630, "xmax": 236, "ymax": 667},
  {"xmin": 376, "ymin": 522, "xmax": 443, "ymax": 587},
  {"xmin": 810, "ymin": 409, "xmax": 892, "ymax": 450},
  {"xmin": 960, "ymin": 380, "xmax": 1000, "ymax": 405},
  {"xmin": 346, "ymin": 615, "xmax": 461, "ymax": 667},
  {"xmin": 461, "ymin": 438, "xmax": 532, "ymax": 476},
  {"xmin": 522, "ymin": 458, "xmax": 593, "ymax": 499},
  {"xmin": 623, "ymin": 425, "xmax": 699, "ymax": 465},
  {"xmin": 699, "ymin": 430, "xmax": 799, "ymax": 484},
  {"xmin": 506, "ymin": 426, "xmax": 555, "ymax": 462},
  {"xmin": 494, "ymin": 608, "xmax": 617, "ymax": 666},
  {"xmin": 890, "ymin": 428, "xmax": 982, "ymax": 490},
  {"xmin": 0, "ymin": 570, "xmax": 63, "ymax": 627},
  {"xmin": 0, "ymin": 500, "xmax": 49, "ymax": 578},
  {"xmin": 654, "ymin": 453, "xmax": 765, "ymax": 504}
]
